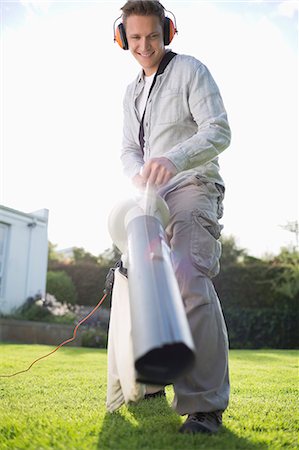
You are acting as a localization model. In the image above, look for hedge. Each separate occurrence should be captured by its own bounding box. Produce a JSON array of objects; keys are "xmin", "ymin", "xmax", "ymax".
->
[
  {"xmin": 214, "ymin": 263, "xmax": 298, "ymax": 309},
  {"xmin": 48, "ymin": 262, "xmax": 110, "ymax": 307},
  {"xmin": 47, "ymin": 259, "xmax": 299, "ymax": 348},
  {"xmin": 223, "ymin": 306, "xmax": 298, "ymax": 349}
]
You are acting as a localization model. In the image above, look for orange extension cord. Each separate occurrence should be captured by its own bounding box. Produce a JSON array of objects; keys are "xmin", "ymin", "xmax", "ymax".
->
[{"xmin": 0, "ymin": 293, "xmax": 108, "ymax": 378}]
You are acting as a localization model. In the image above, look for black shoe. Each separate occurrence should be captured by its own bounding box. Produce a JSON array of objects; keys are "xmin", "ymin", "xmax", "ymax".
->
[
  {"xmin": 179, "ymin": 411, "xmax": 222, "ymax": 434},
  {"xmin": 144, "ymin": 389, "xmax": 166, "ymax": 400}
]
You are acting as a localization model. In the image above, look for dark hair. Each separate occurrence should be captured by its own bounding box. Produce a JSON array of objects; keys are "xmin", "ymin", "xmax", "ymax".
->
[{"xmin": 121, "ymin": 1, "xmax": 165, "ymax": 27}]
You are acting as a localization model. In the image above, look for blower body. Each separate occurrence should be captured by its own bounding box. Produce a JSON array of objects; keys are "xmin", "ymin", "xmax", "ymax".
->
[{"xmin": 108, "ymin": 188, "xmax": 195, "ymax": 385}]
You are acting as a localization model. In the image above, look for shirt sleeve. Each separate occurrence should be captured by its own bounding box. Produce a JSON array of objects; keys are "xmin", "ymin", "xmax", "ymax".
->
[
  {"xmin": 120, "ymin": 89, "xmax": 145, "ymax": 179},
  {"xmin": 163, "ymin": 63, "xmax": 231, "ymax": 172}
]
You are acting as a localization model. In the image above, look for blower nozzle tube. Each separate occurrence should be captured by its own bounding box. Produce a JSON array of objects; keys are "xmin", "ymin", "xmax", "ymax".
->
[{"xmin": 108, "ymin": 187, "xmax": 195, "ymax": 385}]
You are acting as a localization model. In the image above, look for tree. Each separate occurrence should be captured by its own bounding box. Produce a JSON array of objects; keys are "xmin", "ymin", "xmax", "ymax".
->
[
  {"xmin": 219, "ymin": 235, "xmax": 247, "ymax": 267},
  {"xmin": 46, "ymin": 270, "xmax": 78, "ymax": 305},
  {"xmin": 280, "ymin": 220, "xmax": 299, "ymax": 250},
  {"xmin": 269, "ymin": 248, "xmax": 299, "ymax": 301},
  {"xmin": 97, "ymin": 244, "xmax": 122, "ymax": 267},
  {"xmin": 48, "ymin": 241, "xmax": 62, "ymax": 263},
  {"xmin": 72, "ymin": 247, "xmax": 99, "ymax": 264}
]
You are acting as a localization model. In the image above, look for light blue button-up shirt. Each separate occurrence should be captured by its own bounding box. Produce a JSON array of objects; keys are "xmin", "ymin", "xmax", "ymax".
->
[{"xmin": 121, "ymin": 52, "xmax": 231, "ymax": 196}]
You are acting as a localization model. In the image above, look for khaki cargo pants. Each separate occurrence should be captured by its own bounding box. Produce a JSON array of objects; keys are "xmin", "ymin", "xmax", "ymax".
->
[{"xmin": 163, "ymin": 176, "xmax": 230, "ymax": 415}]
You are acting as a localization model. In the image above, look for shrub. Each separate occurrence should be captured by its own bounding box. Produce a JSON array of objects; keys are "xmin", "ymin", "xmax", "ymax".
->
[
  {"xmin": 8, "ymin": 298, "xmax": 76, "ymax": 324},
  {"xmin": 14, "ymin": 302, "xmax": 53, "ymax": 322},
  {"xmin": 46, "ymin": 271, "xmax": 78, "ymax": 305},
  {"xmin": 48, "ymin": 262, "xmax": 110, "ymax": 306},
  {"xmin": 81, "ymin": 328, "xmax": 108, "ymax": 348}
]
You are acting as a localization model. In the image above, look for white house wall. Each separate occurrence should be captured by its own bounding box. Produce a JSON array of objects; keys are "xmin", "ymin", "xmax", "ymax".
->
[{"xmin": 0, "ymin": 206, "xmax": 48, "ymax": 315}]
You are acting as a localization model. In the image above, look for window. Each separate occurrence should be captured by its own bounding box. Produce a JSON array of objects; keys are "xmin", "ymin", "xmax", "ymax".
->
[{"xmin": 0, "ymin": 223, "xmax": 9, "ymax": 297}]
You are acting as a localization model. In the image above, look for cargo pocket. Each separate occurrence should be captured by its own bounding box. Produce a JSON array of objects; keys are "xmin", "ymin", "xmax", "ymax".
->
[
  {"xmin": 192, "ymin": 176, "xmax": 225, "ymax": 220},
  {"xmin": 190, "ymin": 209, "xmax": 222, "ymax": 278},
  {"xmin": 215, "ymin": 183, "xmax": 225, "ymax": 220}
]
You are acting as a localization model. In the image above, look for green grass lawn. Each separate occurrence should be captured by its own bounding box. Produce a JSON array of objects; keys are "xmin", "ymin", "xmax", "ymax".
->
[{"xmin": 0, "ymin": 344, "xmax": 298, "ymax": 449}]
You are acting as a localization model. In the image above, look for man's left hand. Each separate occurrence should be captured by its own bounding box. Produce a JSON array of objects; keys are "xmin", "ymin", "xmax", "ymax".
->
[{"xmin": 141, "ymin": 157, "xmax": 177, "ymax": 186}]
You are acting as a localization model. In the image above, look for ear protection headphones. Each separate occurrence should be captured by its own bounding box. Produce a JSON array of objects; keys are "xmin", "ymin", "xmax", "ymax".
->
[{"xmin": 113, "ymin": 9, "xmax": 178, "ymax": 50}]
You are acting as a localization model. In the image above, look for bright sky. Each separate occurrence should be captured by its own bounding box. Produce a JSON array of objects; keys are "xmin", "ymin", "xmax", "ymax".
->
[{"xmin": 1, "ymin": 0, "xmax": 298, "ymax": 257}]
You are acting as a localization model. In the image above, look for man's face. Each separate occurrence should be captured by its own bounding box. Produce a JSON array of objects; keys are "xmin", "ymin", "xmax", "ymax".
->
[{"xmin": 125, "ymin": 14, "xmax": 165, "ymax": 76}]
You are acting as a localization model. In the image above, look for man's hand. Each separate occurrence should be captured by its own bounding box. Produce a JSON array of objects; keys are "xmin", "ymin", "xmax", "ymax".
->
[
  {"xmin": 141, "ymin": 157, "xmax": 177, "ymax": 186},
  {"xmin": 132, "ymin": 173, "xmax": 146, "ymax": 189}
]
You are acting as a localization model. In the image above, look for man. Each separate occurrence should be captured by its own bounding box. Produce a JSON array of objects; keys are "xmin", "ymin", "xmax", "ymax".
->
[{"xmin": 117, "ymin": 0, "xmax": 231, "ymax": 434}]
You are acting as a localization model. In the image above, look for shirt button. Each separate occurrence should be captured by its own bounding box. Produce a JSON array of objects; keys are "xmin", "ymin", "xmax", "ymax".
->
[{"xmin": 146, "ymin": 122, "xmax": 149, "ymax": 127}]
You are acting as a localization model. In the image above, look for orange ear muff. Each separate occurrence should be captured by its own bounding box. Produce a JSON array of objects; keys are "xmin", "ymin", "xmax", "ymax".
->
[
  {"xmin": 163, "ymin": 17, "xmax": 177, "ymax": 46},
  {"xmin": 115, "ymin": 22, "xmax": 129, "ymax": 50}
]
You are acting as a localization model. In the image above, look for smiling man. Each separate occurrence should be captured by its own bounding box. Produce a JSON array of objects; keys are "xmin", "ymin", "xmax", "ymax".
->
[
  {"xmin": 126, "ymin": 14, "xmax": 165, "ymax": 76},
  {"xmin": 117, "ymin": 0, "xmax": 231, "ymax": 435}
]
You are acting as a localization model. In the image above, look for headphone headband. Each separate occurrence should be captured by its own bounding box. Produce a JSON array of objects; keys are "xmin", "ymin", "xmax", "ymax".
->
[{"xmin": 113, "ymin": 10, "xmax": 178, "ymax": 50}]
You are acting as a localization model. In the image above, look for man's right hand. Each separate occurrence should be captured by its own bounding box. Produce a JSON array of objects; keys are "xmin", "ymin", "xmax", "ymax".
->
[{"xmin": 132, "ymin": 173, "xmax": 146, "ymax": 189}]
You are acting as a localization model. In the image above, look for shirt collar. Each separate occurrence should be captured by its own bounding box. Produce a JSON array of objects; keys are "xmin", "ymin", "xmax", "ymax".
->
[{"xmin": 136, "ymin": 49, "xmax": 173, "ymax": 84}]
